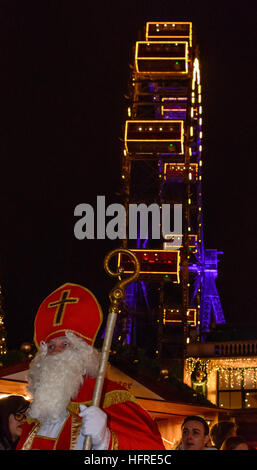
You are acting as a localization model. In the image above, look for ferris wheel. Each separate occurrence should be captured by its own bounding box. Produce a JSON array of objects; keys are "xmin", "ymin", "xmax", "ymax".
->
[{"xmin": 119, "ymin": 22, "xmax": 225, "ymax": 360}]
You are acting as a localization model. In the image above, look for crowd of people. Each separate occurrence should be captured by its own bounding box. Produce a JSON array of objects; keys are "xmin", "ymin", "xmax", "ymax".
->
[
  {"xmin": 0, "ymin": 397, "xmax": 252, "ymax": 451},
  {"xmin": 0, "ymin": 283, "xmax": 254, "ymax": 451},
  {"xmin": 176, "ymin": 415, "xmax": 250, "ymax": 450}
]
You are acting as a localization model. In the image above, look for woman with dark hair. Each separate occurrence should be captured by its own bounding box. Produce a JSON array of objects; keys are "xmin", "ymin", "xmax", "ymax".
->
[
  {"xmin": 210, "ymin": 421, "xmax": 237, "ymax": 449},
  {"xmin": 0, "ymin": 395, "xmax": 30, "ymax": 450},
  {"xmin": 220, "ymin": 435, "xmax": 249, "ymax": 450}
]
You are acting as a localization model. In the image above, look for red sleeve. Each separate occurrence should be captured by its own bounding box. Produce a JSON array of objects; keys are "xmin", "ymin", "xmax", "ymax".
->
[
  {"xmin": 16, "ymin": 421, "xmax": 35, "ymax": 449},
  {"xmin": 106, "ymin": 400, "xmax": 165, "ymax": 450}
]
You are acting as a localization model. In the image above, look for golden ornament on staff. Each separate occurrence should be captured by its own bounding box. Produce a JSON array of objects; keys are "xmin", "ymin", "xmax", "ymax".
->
[{"xmin": 83, "ymin": 248, "xmax": 140, "ymax": 450}]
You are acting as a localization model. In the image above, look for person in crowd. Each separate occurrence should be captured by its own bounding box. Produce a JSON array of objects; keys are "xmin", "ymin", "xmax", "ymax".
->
[
  {"xmin": 220, "ymin": 435, "xmax": 249, "ymax": 450},
  {"xmin": 210, "ymin": 420, "xmax": 237, "ymax": 449},
  {"xmin": 0, "ymin": 395, "xmax": 30, "ymax": 450},
  {"xmin": 17, "ymin": 282, "xmax": 165, "ymax": 450},
  {"xmin": 180, "ymin": 415, "xmax": 214, "ymax": 450}
]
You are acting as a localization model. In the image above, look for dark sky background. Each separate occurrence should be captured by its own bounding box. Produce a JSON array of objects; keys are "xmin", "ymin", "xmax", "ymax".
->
[{"xmin": 0, "ymin": 0, "xmax": 256, "ymax": 349}]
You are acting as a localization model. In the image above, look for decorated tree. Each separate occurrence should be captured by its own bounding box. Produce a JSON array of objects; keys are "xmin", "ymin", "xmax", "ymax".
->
[{"xmin": 0, "ymin": 284, "xmax": 7, "ymax": 358}]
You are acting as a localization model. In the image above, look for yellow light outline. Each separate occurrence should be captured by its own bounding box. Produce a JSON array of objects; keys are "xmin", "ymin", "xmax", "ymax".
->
[
  {"xmin": 187, "ymin": 308, "xmax": 197, "ymax": 326},
  {"xmin": 164, "ymin": 319, "xmax": 183, "ymax": 324},
  {"xmin": 161, "ymin": 96, "xmax": 188, "ymax": 116},
  {"xmin": 163, "ymin": 233, "xmax": 198, "ymax": 249},
  {"xmin": 135, "ymin": 41, "xmax": 188, "ymax": 74},
  {"xmin": 161, "ymin": 104, "xmax": 187, "ymax": 116},
  {"xmin": 163, "ymin": 162, "xmax": 198, "ymax": 180},
  {"xmin": 146, "ymin": 22, "xmax": 192, "ymax": 47},
  {"xmin": 163, "ymin": 308, "xmax": 182, "ymax": 325},
  {"xmin": 192, "ymin": 57, "xmax": 200, "ymax": 91},
  {"xmin": 163, "ymin": 307, "xmax": 196, "ymax": 325},
  {"xmin": 161, "ymin": 97, "xmax": 188, "ymax": 101},
  {"xmin": 125, "ymin": 120, "xmax": 184, "ymax": 154}
]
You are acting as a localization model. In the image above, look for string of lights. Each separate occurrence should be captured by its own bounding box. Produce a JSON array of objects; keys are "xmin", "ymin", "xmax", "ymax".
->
[
  {"xmin": 185, "ymin": 356, "xmax": 257, "ymax": 407},
  {"xmin": 0, "ymin": 285, "xmax": 7, "ymax": 359}
]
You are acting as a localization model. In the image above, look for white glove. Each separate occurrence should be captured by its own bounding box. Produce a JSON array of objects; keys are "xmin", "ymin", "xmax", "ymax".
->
[{"xmin": 79, "ymin": 405, "xmax": 110, "ymax": 450}]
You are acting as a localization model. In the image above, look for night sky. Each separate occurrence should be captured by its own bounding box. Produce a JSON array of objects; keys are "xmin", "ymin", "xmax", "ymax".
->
[{"xmin": 0, "ymin": 0, "xmax": 256, "ymax": 348}]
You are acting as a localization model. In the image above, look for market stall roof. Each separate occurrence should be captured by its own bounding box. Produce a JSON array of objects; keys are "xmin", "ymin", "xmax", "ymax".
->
[
  {"xmin": 0, "ymin": 361, "xmax": 30, "ymax": 398},
  {"xmin": 0, "ymin": 359, "xmax": 222, "ymax": 421}
]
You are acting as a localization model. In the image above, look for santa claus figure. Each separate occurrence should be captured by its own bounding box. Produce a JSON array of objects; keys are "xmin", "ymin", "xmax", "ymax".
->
[{"xmin": 17, "ymin": 283, "xmax": 165, "ymax": 450}]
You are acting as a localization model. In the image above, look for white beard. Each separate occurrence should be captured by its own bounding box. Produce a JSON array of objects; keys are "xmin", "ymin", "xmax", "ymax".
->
[{"xmin": 27, "ymin": 332, "xmax": 100, "ymax": 424}]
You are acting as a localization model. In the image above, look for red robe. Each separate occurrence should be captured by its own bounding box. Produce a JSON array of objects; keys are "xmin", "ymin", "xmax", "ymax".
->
[{"xmin": 17, "ymin": 377, "xmax": 165, "ymax": 450}]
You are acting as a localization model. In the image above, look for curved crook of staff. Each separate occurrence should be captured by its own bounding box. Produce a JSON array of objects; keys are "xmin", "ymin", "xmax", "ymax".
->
[{"xmin": 83, "ymin": 248, "xmax": 140, "ymax": 450}]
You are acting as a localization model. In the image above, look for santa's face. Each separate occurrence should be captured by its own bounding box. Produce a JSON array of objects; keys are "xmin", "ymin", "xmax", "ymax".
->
[
  {"xmin": 27, "ymin": 332, "xmax": 100, "ymax": 424},
  {"xmin": 46, "ymin": 336, "xmax": 73, "ymax": 355}
]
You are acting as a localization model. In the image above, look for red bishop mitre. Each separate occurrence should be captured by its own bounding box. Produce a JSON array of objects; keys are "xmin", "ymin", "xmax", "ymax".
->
[{"xmin": 34, "ymin": 283, "xmax": 103, "ymax": 349}]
